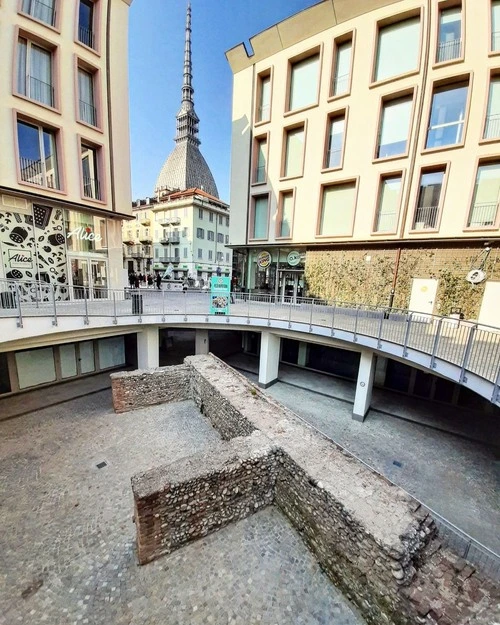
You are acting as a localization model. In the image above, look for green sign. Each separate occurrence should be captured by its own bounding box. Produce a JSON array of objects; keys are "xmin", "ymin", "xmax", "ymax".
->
[{"xmin": 210, "ymin": 276, "xmax": 231, "ymax": 315}]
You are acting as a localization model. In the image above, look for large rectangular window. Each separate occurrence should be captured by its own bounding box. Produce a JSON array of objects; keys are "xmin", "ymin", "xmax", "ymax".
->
[
  {"xmin": 257, "ymin": 74, "xmax": 271, "ymax": 122},
  {"xmin": 492, "ymin": 0, "xmax": 500, "ymax": 52},
  {"xmin": 412, "ymin": 169, "xmax": 445, "ymax": 229},
  {"xmin": 81, "ymin": 143, "xmax": 101, "ymax": 200},
  {"xmin": 251, "ymin": 195, "xmax": 268, "ymax": 239},
  {"xmin": 17, "ymin": 119, "xmax": 59, "ymax": 189},
  {"xmin": 78, "ymin": 67, "xmax": 97, "ymax": 126},
  {"xmin": 78, "ymin": 0, "xmax": 95, "ymax": 49},
  {"xmin": 484, "ymin": 77, "xmax": 500, "ymax": 139},
  {"xmin": 283, "ymin": 126, "xmax": 305, "ymax": 178},
  {"xmin": 467, "ymin": 163, "xmax": 500, "ymax": 227},
  {"xmin": 21, "ymin": 0, "xmax": 56, "ymax": 27},
  {"xmin": 288, "ymin": 53, "xmax": 319, "ymax": 111},
  {"xmin": 437, "ymin": 6, "xmax": 462, "ymax": 63},
  {"xmin": 277, "ymin": 192, "xmax": 293, "ymax": 238},
  {"xmin": 254, "ymin": 137, "xmax": 267, "ymax": 183},
  {"xmin": 319, "ymin": 182, "xmax": 356, "ymax": 236},
  {"xmin": 17, "ymin": 37, "xmax": 54, "ymax": 107},
  {"xmin": 375, "ymin": 17, "xmax": 420, "ymax": 82},
  {"xmin": 325, "ymin": 114, "xmax": 345, "ymax": 169},
  {"xmin": 374, "ymin": 175, "xmax": 402, "ymax": 232},
  {"xmin": 426, "ymin": 81, "xmax": 468, "ymax": 149},
  {"xmin": 332, "ymin": 39, "xmax": 352, "ymax": 97},
  {"xmin": 377, "ymin": 95, "xmax": 412, "ymax": 158}
]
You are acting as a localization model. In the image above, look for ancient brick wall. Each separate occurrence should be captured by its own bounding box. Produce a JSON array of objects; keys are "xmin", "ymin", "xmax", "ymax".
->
[{"xmin": 110, "ymin": 365, "xmax": 190, "ymax": 413}]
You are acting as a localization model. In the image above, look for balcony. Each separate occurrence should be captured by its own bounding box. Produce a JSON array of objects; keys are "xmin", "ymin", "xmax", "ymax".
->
[
  {"xmin": 139, "ymin": 237, "xmax": 152, "ymax": 245},
  {"xmin": 79, "ymin": 26, "xmax": 95, "ymax": 49},
  {"xmin": 170, "ymin": 217, "xmax": 181, "ymax": 226},
  {"xmin": 79, "ymin": 100, "xmax": 97, "ymax": 126},
  {"xmin": 170, "ymin": 234, "xmax": 180, "ymax": 244},
  {"xmin": 159, "ymin": 256, "xmax": 181, "ymax": 264},
  {"xmin": 412, "ymin": 206, "xmax": 439, "ymax": 230},
  {"xmin": 83, "ymin": 177, "xmax": 101, "ymax": 201},
  {"xmin": 436, "ymin": 38, "xmax": 462, "ymax": 63},
  {"xmin": 467, "ymin": 203, "xmax": 498, "ymax": 228},
  {"xmin": 160, "ymin": 238, "xmax": 169, "ymax": 245},
  {"xmin": 126, "ymin": 245, "xmax": 152, "ymax": 259},
  {"xmin": 124, "ymin": 239, "xmax": 135, "ymax": 246},
  {"xmin": 26, "ymin": 75, "xmax": 54, "ymax": 108},
  {"xmin": 484, "ymin": 114, "xmax": 500, "ymax": 140},
  {"xmin": 140, "ymin": 218, "xmax": 151, "ymax": 226}
]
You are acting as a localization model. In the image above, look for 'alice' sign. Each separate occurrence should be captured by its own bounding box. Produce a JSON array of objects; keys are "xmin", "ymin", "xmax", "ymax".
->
[{"xmin": 66, "ymin": 226, "xmax": 102, "ymax": 242}]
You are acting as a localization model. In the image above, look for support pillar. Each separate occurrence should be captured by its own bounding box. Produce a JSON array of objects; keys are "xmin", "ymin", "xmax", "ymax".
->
[
  {"xmin": 297, "ymin": 342, "xmax": 308, "ymax": 367},
  {"xmin": 195, "ymin": 329, "xmax": 210, "ymax": 355},
  {"xmin": 137, "ymin": 326, "xmax": 159, "ymax": 369},
  {"xmin": 353, "ymin": 349, "xmax": 376, "ymax": 422},
  {"xmin": 374, "ymin": 355, "xmax": 388, "ymax": 387},
  {"xmin": 258, "ymin": 331, "xmax": 280, "ymax": 388}
]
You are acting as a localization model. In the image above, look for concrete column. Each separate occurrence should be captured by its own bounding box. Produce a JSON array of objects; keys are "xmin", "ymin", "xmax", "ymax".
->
[
  {"xmin": 195, "ymin": 329, "xmax": 210, "ymax": 355},
  {"xmin": 137, "ymin": 326, "xmax": 159, "ymax": 369},
  {"xmin": 258, "ymin": 331, "xmax": 280, "ymax": 388},
  {"xmin": 353, "ymin": 349, "xmax": 376, "ymax": 422},
  {"xmin": 374, "ymin": 355, "xmax": 388, "ymax": 387},
  {"xmin": 297, "ymin": 342, "xmax": 308, "ymax": 367}
]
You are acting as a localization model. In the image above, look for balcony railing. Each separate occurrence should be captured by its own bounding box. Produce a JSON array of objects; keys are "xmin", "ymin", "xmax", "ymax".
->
[
  {"xmin": 19, "ymin": 157, "xmax": 57, "ymax": 189},
  {"xmin": 467, "ymin": 203, "xmax": 498, "ymax": 228},
  {"xmin": 436, "ymin": 38, "xmax": 462, "ymax": 63},
  {"xmin": 412, "ymin": 206, "xmax": 439, "ymax": 230},
  {"xmin": 333, "ymin": 72, "xmax": 350, "ymax": 96},
  {"xmin": 27, "ymin": 75, "xmax": 54, "ymax": 108},
  {"xmin": 79, "ymin": 100, "xmax": 97, "ymax": 126},
  {"xmin": 83, "ymin": 177, "xmax": 101, "ymax": 201},
  {"xmin": 374, "ymin": 212, "xmax": 397, "ymax": 233},
  {"xmin": 159, "ymin": 257, "xmax": 181, "ymax": 264},
  {"xmin": 22, "ymin": 0, "xmax": 56, "ymax": 26},
  {"xmin": 492, "ymin": 31, "xmax": 500, "ymax": 52},
  {"xmin": 484, "ymin": 114, "xmax": 500, "ymax": 140},
  {"xmin": 123, "ymin": 245, "xmax": 152, "ymax": 259},
  {"xmin": 169, "ymin": 234, "xmax": 180, "ymax": 244},
  {"xmin": 79, "ymin": 25, "xmax": 95, "ymax": 49}
]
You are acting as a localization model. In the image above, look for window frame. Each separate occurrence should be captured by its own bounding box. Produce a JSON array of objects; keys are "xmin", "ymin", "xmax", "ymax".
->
[
  {"xmin": 255, "ymin": 68, "xmax": 273, "ymax": 126},
  {"xmin": 196, "ymin": 227, "xmax": 204, "ymax": 239},
  {"xmin": 15, "ymin": 110, "xmax": 65, "ymax": 193},
  {"xmin": 75, "ymin": 56, "xmax": 102, "ymax": 132},
  {"xmin": 79, "ymin": 135, "xmax": 106, "ymax": 204},
  {"xmin": 480, "ymin": 71, "xmax": 500, "ymax": 143},
  {"xmin": 14, "ymin": 27, "xmax": 60, "ymax": 113},
  {"xmin": 18, "ymin": 0, "xmax": 60, "ymax": 31},
  {"xmin": 281, "ymin": 121, "xmax": 307, "ymax": 181},
  {"xmin": 75, "ymin": 0, "xmax": 100, "ymax": 56},
  {"xmin": 371, "ymin": 170, "xmax": 405, "ymax": 235},
  {"xmin": 285, "ymin": 46, "xmax": 322, "ymax": 115},
  {"xmin": 275, "ymin": 189, "xmax": 295, "ymax": 240},
  {"xmin": 463, "ymin": 157, "xmax": 500, "ymax": 231},
  {"xmin": 248, "ymin": 194, "xmax": 270, "ymax": 241},
  {"xmin": 374, "ymin": 88, "xmax": 416, "ymax": 162},
  {"xmin": 434, "ymin": 1, "xmax": 464, "ymax": 68},
  {"xmin": 252, "ymin": 133, "xmax": 269, "ymax": 185},
  {"xmin": 315, "ymin": 178, "xmax": 359, "ymax": 239},
  {"xmin": 322, "ymin": 107, "xmax": 347, "ymax": 172},
  {"xmin": 490, "ymin": 0, "xmax": 500, "ymax": 55},
  {"xmin": 409, "ymin": 164, "xmax": 450, "ymax": 233},
  {"xmin": 329, "ymin": 30, "xmax": 355, "ymax": 101}
]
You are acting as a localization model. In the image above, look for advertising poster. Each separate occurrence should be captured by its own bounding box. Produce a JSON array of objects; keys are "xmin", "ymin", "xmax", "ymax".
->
[{"xmin": 210, "ymin": 276, "xmax": 231, "ymax": 315}]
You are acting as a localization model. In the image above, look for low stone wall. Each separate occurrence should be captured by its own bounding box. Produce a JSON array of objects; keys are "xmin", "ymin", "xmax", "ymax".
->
[
  {"xmin": 110, "ymin": 365, "xmax": 190, "ymax": 413},
  {"xmin": 125, "ymin": 356, "xmax": 499, "ymax": 625},
  {"xmin": 132, "ymin": 431, "xmax": 278, "ymax": 564}
]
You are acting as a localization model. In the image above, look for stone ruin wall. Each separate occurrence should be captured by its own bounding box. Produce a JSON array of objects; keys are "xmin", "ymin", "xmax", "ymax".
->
[{"xmin": 111, "ymin": 356, "xmax": 500, "ymax": 625}]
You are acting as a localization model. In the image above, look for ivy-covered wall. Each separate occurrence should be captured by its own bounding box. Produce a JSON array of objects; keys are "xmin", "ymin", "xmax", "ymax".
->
[{"xmin": 305, "ymin": 246, "xmax": 500, "ymax": 319}]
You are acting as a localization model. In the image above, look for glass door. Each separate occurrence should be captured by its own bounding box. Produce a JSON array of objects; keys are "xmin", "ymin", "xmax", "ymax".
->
[
  {"xmin": 91, "ymin": 259, "xmax": 108, "ymax": 298},
  {"xmin": 69, "ymin": 257, "xmax": 108, "ymax": 299},
  {"xmin": 70, "ymin": 257, "xmax": 89, "ymax": 299}
]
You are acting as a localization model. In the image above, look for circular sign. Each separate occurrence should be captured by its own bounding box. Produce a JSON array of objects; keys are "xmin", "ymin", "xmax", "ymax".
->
[
  {"xmin": 257, "ymin": 250, "xmax": 271, "ymax": 269},
  {"xmin": 287, "ymin": 251, "xmax": 301, "ymax": 267}
]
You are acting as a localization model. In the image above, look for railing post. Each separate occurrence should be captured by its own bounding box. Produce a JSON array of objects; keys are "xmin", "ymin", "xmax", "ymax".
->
[
  {"xmin": 51, "ymin": 284, "xmax": 58, "ymax": 326},
  {"xmin": 184, "ymin": 289, "xmax": 188, "ymax": 322},
  {"xmin": 403, "ymin": 312, "xmax": 413, "ymax": 357},
  {"xmin": 83, "ymin": 286, "xmax": 89, "ymax": 325},
  {"xmin": 267, "ymin": 294, "xmax": 272, "ymax": 326},
  {"xmin": 491, "ymin": 366, "xmax": 500, "ymax": 404},
  {"xmin": 246, "ymin": 292, "xmax": 251, "ymax": 324},
  {"xmin": 288, "ymin": 296, "xmax": 292, "ymax": 329},
  {"xmin": 377, "ymin": 310, "xmax": 385, "ymax": 348},
  {"xmin": 15, "ymin": 283, "xmax": 23, "ymax": 328},
  {"xmin": 353, "ymin": 306, "xmax": 359, "ymax": 342},
  {"xmin": 112, "ymin": 291, "xmax": 117, "ymax": 324},
  {"xmin": 161, "ymin": 287, "xmax": 166, "ymax": 322},
  {"xmin": 309, "ymin": 298, "xmax": 314, "ymax": 332},
  {"xmin": 330, "ymin": 301, "xmax": 336, "ymax": 336},
  {"xmin": 459, "ymin": 323, "xmax": 477, "ymax": 384},
  {"xmin": 430, "ymin": 317, "xmax": 443, "ymax": 369}
]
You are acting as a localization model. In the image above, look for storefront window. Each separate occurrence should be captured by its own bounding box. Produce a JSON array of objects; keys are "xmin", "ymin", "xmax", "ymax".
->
[{"xmin": 64, "ymin": 210, "xmax": 107, "ymax": 253}]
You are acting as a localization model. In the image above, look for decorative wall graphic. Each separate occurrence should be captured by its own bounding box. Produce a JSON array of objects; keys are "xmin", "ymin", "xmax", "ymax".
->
[{"xmin": 8, "ymin": 249, "xmax": 33, "ymax": 269}]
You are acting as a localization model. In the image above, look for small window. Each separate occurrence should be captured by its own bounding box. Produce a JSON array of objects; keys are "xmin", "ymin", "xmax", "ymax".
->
[
  {"xmin": 207, "ymin": 230, "xmax": 214, "ymax": 241},
  {"xmin": 374, "ymin": 175, "xmax": 402, "ymax": 232},
  {"xmin": 492, "ymin": 0, "xmax": 500, "ymax": 52},
  {"xmin": 412, "ymin": 169, "xmax": 445, "ymax": 230},
  {"xmin": 437, "ymin": 6, "xmax": 462, "ymax": 63},
  {"xmin": 196, "ymin": 227, "xmax": 204, "ymax": 239},
  {"xmin": 277, "ymin": 192, "xmax": 294, "ymax": 238},
  {"xmin": 17, "ymin": 37, "xmax": 54, "ymax": 107},
  {"xmin": 81, "ymin": 142, "xmax": 102, "ymax": 200},
  {"xmin": 182, "ymin": 227, "xmax": 188, "ymax": 237},
  {"xmin": 78, "ymin": 67, "xmax": 97, "ymax": 126},
  {"xmin": 484, "ymin": 77, "xmax": 500, "ymax": 139},
  {"xmin": 318, "ymin": 182, "xmax": 356, "ymax": 236},
  {"xmin": 283, "ymin": 125, "xmax": 305, "ymax": 178},
  {"xmin": 225, "ymin": 234, "xmax": 229, "ymax": 244},
  {"xmin": 377, "ymin": 95, "xmax": 413, "ymax": 159},
  {"xmin": 217, "ymin": 233, "xmax": 224, "ymax": 243},
  {"xmin": 467, "ymin": 162, "xmax": 500, "ymax": 227},
  {"xmin": 426, "ymin": 80, "xmax": 468, "ymax": 149},
  {"xmin": 78, "ymin": 0, "xmax": 95, "ymax": 49},
  {"xmin": 288, "ymin": 53, "xmax": 320, "ymax": 111},
  {"xmin": 217, "ymin": 251, "xmax": 224, "ymax": 262},
  {"xmin": 226, "ymin": 216, "xmax": 229, "ymax": 227},
  {"xmin": 183, "ymin": 247, "xmax": 188, "ymax": 258},
  {"xmin": 325, "ymin": 114, "xmax": 345, "ymax": 169},
  {"xmin": 226, "ymin": 252, "xmax": 230, "ymax": 262},
  {"xmin": 174, "ymin": 248, "xmax": 180, "ymax": 260},
  {"xmin": 209, "ymin": 212, "xmax": 214, "ymax": 222},
  {"xmin": 257, "ymin": 73, "xmax": 271, "ymax": 122},
  {"xmin": 332, "ymin": 38, "xmax": 352, "ymax": 97},
  {"xmin": 375, "ymin": 17, "xmax": 420, "ymax": 82},
  {"xmin": 208, "ymin": 250, "xmax": 213, "ymax": 260},
  {"xmin": 254, "ymin": 137, "xmax": 267, "ymax": 183},
  {"xmin": 17, "ymin": 119, "xmax": 59, "ymax": 189},
  {"xmin": 218, "ymin": 215, "xmax": 223, "ymax": 225},
  {"xmin": 198, "ymin": 248, "xmax": 202, "ymax": 259},
  {"xmin": 198, "ymin": 208, "xmax": 203, "ymax": 219},
  {"xmin": 251, "ymin": 195, "xmax": 269, "ymax": 239},
  {"xmin": 20, "ymin": 0, "xmax": 56, "ymax": 27}
]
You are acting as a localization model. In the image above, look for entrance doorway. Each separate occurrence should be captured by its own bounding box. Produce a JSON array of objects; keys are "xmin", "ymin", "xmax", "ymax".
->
[
  {"xmin": 409, "ymin": 278, "xmax": 438, "ymax": 315},
  {"xmin": 70, "ymin": 257, "xmax": 108, "ymax": 299},
  {"xmin": 279, "ymin": 270, "xmax": 304, "ymax": 303}
]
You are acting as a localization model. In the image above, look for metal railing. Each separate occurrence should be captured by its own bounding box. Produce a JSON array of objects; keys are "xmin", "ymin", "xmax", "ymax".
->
[
  {"xmin": 83, "ymin": 176, "xmax": 101, "ymax": 201},
  {"xmin": 467, "ymin": 202, "xmax": 498, "ymax": 228},
  {"xmin": 1, "ymin": 280, "xmax": 499, "ymax": 400},
  {"xmin": 483, "ymin": 113, "xmax": 500, "ymax": 140},
  {"xmin": 26, "ymin": 75, "xmax": 54, "ymax": 107},
  {"xmin": 436, "ymin": 38, "xmax": 462, "ymax": 63},
  {"xmin": 333, "ymin": 72, "xmax": 350, "ymax": 96},
  {"xmin": 19, "ymin": 157, "xmax": 58, "ymax": 189},
  {"xmin": 79, "ymin": 25, "xmax": 95, "ymax": 49},
  {"xmin": 79, "ymin": 100, "xmax": 97, "ymax": 126},
  {"xmin": 412, "ymin": 205, "xmax": 439, "ymax": 230},
  {"xmin": 374, "ymin": 211, "xmax": 397, "ymax": 233}
]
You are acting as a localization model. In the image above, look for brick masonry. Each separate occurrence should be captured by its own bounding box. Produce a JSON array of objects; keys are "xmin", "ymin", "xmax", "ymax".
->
[{"xmin": 122, "ymin": 356, "xmax": 499, "ymax": 625}]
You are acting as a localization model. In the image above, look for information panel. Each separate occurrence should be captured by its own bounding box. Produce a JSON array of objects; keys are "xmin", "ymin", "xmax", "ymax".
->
[{"xmin": 210, "ymin": 276, "xmax": 231, "ymax": 315}]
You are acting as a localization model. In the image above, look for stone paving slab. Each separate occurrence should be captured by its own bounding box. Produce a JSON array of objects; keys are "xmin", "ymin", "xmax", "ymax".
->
[{"xmin": 0, "ymin": 390, "xmax": 365, "ymax": 625}]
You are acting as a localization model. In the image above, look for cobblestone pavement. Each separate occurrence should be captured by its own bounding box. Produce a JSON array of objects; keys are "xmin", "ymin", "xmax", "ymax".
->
[{"xmin": 0, "ymin": 391, "xmax": 365, "ymax": 625}]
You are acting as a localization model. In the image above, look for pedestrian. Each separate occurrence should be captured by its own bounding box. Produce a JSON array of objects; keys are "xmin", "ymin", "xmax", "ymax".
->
[
  {"xmin": 134, "ymin": 275, "xmax": 140, "ymax": 289},
  {"xmin": 128, "ymin": 272, "xmax": 135, "ymax": 288},
  {"xmin": 138, "ymin": 273, "xmax": 143, "ymax": 283},
  {"xmin": 156, "ymin": 273, "xmax": 162, "ymax": 290},
  {"xmin": 182, "ymin": 280, "xmax": 188, "ymax": 293},
  {"xmin": 147, "ymin": 274, "xmax": 153, "ymax": 288}
]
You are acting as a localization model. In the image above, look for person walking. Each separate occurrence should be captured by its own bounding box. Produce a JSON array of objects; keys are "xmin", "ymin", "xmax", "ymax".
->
[
  {"xmin": 156, "ymin": 273, "xmax": 162, "ymax": 290},
  {"xmin": 147, "ymin": 274, "xmax": 153, "ymax": 288},
  {"xmin": 128, "ymin": 272, "xmax": 135, "ymax": 288},
  {"xmin": 134, "ymin": 274, "xmax": 140, "ymax": 289}
]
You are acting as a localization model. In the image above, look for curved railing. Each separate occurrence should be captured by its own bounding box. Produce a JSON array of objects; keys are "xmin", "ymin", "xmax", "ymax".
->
[{"xmin": 1, "ymin": 279, "xmax": 499, "ymax": 402}]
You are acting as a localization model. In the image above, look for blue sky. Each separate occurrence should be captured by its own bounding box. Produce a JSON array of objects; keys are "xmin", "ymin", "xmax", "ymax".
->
[{"xmin": 128, "ymin": 0, "xmax": 319, "ymax": 204}]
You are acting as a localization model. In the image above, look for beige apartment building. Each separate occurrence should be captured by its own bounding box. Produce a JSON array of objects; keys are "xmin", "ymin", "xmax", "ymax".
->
[
  {"xmin": 226, "ymin": 0, "xmax": 500, "ymax": 323},
  {"xmin": 0, "ymin": 0, "xmax": 133, "ymax": 296}
]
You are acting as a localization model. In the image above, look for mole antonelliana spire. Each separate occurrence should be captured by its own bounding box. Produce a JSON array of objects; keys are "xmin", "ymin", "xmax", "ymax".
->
[{"xmin": 155, "ymin": 2, "xmax": 219, "ymax": 198}]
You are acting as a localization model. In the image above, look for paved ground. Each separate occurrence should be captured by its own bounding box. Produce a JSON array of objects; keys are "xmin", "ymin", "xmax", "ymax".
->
[
  {"xmin": 225, "ymin": 353, "xmax": 500, "ymax": 555},
  {"xmin": 0, "ymin": 391, "xmax": 364, "ymax": 625}
]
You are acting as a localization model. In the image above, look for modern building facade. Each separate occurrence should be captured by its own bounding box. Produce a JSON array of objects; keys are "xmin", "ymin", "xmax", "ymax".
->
[
  {"xmin": 124, "ymin": 3, "xmax": 232, "ymax": 284},
  {"xmin": 226, "ymin": 0, "xmax": 500, "ymax": 323},
  {"xmin": 0, "ymin": 0, "xmax": 134, "ymax": 395}
]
